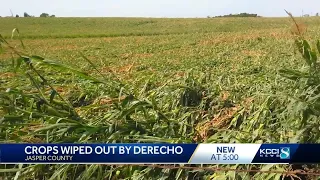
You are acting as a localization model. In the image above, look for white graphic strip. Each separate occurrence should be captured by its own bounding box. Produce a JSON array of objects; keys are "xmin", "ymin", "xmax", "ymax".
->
[{"xmin": 189, "ymin": 144, "xmax": 261, "ymax": 164}]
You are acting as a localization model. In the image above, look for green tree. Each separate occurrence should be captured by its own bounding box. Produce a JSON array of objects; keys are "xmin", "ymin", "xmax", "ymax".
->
[
  {"xmin": 16, "ymin": 14, "xmax": 19, "ymax": 18},
  {"xmin": 40, "ymin": 13, "xmax": 49, "ymax": 17},
  {"xmin": 24, "ymin": 12, "xmax": 31, "ymax": 17}
]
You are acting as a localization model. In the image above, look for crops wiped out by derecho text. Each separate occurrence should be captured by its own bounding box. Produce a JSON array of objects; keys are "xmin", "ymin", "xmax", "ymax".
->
[{"xmin": 1, "ymin": 15, "xmax": 320, "ymax": 179}]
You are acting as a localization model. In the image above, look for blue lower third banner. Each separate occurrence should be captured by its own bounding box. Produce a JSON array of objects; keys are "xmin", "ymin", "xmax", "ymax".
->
[{"xmin": 0, "ymin": 144, "xmax": 318, "ymax": 164}]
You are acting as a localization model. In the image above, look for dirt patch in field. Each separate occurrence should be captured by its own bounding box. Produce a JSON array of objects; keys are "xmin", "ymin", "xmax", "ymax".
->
[
  {"xmin": 194, "ymin": 105, "xmax": 240, "ymax": 142},
  {"xmin": 210, "ymin": 106, "xmax": 239, "ymax": 128},
  {"xmin": 241, "ymin": 50, "xmax": 267, "ymax": 57},
  {"xmin": 174, "ymin": 71, "xmax": 185, "ymax": 78},
  {"xmin": 290, "ymin": 22, "xmax": 307, "ymax": 36},
  {"xmin": 194, "ymin": 90, "xmax": 240, "ymax": 142},
  {"xmin": 134, "ymin": 36, "xmax": 148, "ymax": 43},
  {"xmin": 93, "ymin": 95, "xmax": 127, "ymax": 105},
  {"xmin": 198, "ymin": 32, "xmax": 263, "ymax": 46},
  {"xmin": 195, "ymin": 97, "xmax": 254, "ymax": 142},
  {"xmin": 242, "ymin": 97, "xmax": 254, "ymax": 110},
  {"xmin": 54, "ymin": 86, "xmax": 68, "ymax": 95},
  {"xmin": 0, "ymin": 72, "xmax": 16, "ymax": 78},
  {"xmin": 199, "ymin": 29, "xmax": 291, "ymax": 46},
  {"xmin": 199, "ymin": 35, "xmax": 248, "ymax": 45},
  {"xmin": 20, "ymin": 136, "xmax": 44, "ymax": 143},
  {"xmin": 270, "ymin": 32, "xmax": 292, "ymax": 39},
  {"xmin": 40, "ymin": 85, "xmax": 80, "ymax": 97},
  {"xmin": 19, "ymin": 124, "xmax": 45, "ymax": 143},
  {"xmin": 221, "ymin": 91, "xmax": 230, "ymax": 101},
  {"xmin": 102, "ymin": 37, "xmax": 115, "ymax": 42},
  {"xmin": 0, "ymin": 53, "xmax": 13, "ymax": 60},
  {"xmin": 99, "ymin": 63, "xmax": 135, "ymax": 75},
  {"xmin": 114, "ymin": 63, "xmax": 135, "ymax": 73}
]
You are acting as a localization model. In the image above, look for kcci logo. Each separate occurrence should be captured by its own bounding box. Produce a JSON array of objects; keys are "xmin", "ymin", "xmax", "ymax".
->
[{"xmin": 259, "ymin": 147, "xmax": 290, "ymax": 159}]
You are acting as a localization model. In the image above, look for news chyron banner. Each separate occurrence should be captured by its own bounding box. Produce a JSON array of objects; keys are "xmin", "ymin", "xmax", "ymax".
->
[{"xmin": 0, "ymin": 144, "xmax": 317, "ymax": 164}]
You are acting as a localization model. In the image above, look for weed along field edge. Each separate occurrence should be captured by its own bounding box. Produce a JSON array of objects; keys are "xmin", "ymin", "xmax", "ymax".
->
[{"xmin": 1, "ymin": 17, "xmax": 320, "ymax": 179}]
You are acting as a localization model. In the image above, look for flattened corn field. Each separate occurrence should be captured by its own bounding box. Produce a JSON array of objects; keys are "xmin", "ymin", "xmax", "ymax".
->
[{"xmin": 1, "ymin": 17, "xmax": 320, "ymax": 179}]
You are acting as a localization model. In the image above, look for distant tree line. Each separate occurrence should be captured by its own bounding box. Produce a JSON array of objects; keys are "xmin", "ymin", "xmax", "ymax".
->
[
  {"xmin": 207, "ymin": 12, "xmax": 320, "ymax": 18},
  {"xmin": 40, "ymin": 13, "xmax": 55, "ymax": 17},
  {"xmin": 213, "ymin": 13, "xmax": 260, "ymax": 18},
  {"xmin": 23, "ymin": 12, "xmax": 34, "ymax": 17},
  {"xmin": 6, "ymin": 12, "xmax": 56, "ymax": 18}
]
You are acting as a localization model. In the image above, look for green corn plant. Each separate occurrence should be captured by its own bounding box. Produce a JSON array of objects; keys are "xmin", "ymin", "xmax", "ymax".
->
[{"xmin": 278, "ymin": 11, "xmax": 320, "ymax": 144}]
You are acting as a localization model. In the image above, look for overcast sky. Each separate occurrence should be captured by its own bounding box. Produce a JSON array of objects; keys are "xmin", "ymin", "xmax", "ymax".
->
[{"xmin": 1, "ymin": 0, "xmax": 319, "ymax": 17}]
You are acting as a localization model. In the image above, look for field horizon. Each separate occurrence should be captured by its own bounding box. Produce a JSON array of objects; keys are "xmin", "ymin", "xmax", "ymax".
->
[{"xmin": 0, "ymin": 17, "xmax": 318, "ymax": 38}]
